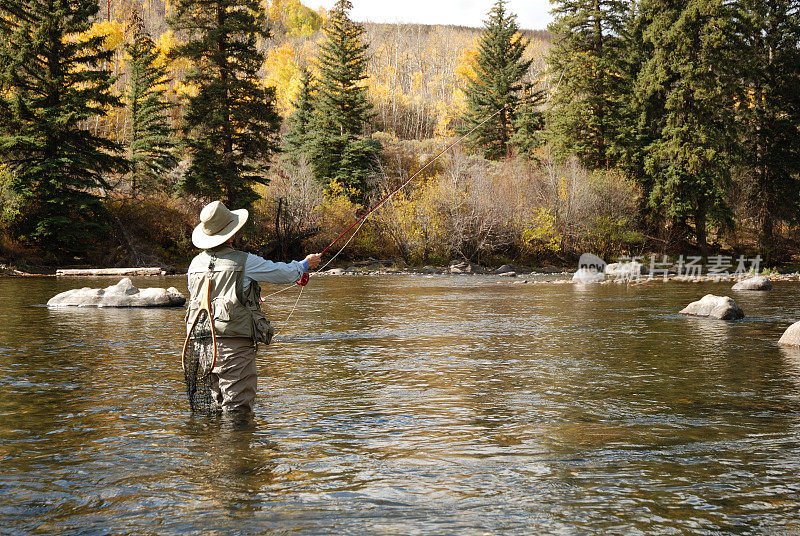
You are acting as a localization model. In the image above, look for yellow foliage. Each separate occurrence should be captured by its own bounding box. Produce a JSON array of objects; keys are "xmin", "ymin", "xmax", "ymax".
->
[
  {"xmin": 455, "ymin": 38, "xmax": 479, "ymax": 83},
  {"xmin": 520, "ymin": 207, "xmax": 561, "ymax": 257},
  {"xmin": 154, "ymin": 30, "xmax": 195, "ymax": 99},
  {"xmin": 267, "ymin": 0, "xmax": 323, "ymax": 37},
  {"xmin": 264, "ymin": 42, "xmax": 301, "ymax": 115},
  {"xmin": 312, "ymin": 179, "xmax": 371, "ymax": 251},
  {"xmin": 73, "ymin": 20, "xmax": 127, "ymax": 50}
]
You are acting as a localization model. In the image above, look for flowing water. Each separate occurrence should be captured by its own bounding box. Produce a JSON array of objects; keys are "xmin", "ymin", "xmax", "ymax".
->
[{"xmin": 1, "ymin": 274, "xmax": 799, "ymax": 535}]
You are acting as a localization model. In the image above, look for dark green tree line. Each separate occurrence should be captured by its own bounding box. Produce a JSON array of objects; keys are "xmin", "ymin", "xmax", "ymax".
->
[
  {"xmin": 126, "ymin": 10, "xmax": 177, "ymax": 197},
  {"xmin": 168, "ymin": 0, "xmax": 281, "ymax": 208},
  {"xmin": 546, "ymin": 0, "xmax": 631, "ymax": 169},
  {"xmin": 0, "ymin": 0, "xmax": 125, "ymax": 257},
  {"xmin": 460, "ymin": 0, "xmax": 535, "ymax": 160},
  {"xmin": 733, "ymin": 0, "xmax": 800, "ymax": 260},
  {"xmin": 638, "ymin": 0, "xmax": 739, "ymax": 258},
  {"xmin": 283, "ymin": 66, "xmax": 315, "ymax": 165},
  {"xmin": 305, "ymin": 0, "xmax": 380, "ymax": 200}
]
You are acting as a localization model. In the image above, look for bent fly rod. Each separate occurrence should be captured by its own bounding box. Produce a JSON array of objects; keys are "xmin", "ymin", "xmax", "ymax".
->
[{"xmin": 261, "ymin": 105, "xmax": 506, "ymax": 306}]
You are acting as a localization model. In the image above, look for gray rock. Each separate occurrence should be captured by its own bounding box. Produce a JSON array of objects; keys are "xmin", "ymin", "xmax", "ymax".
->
[
  {"xmin": 493, "ymin": 264, "xmax": 518, "ymax": 275},
  {"xmin": 420, "ymin": 266, "xmax": 439, "ymax": 274},
  {"xmin": 605, "ymin": 261, "xmax": 648, "ymax": 278},
  {"xmin": 325, "ymin": 268, "xmax": 346, "ymax": 275},
  {"xmin": 47, "ymin": 278, "xmax": 185, "ymax": 308},
  {"xmin": 732, "ymin": 275, "xmax": 772, "ymax": 291},
  {"xmin": 778, "ymin": 321, "xmax": 800, "ymax": 347},
  {"xmin": 679, "ymin": 294, "xmax": 744, "ymax": 320},
  {"xmin": 448, "ymin": 260, "xmax": 486, "ymax": 274},
  {"xmin": 498, "ymin": 271, "xmax": 517, "ymax": 277},
  {"xmin": 572, "ymin": 268, "xmax": 605, "ymax": 284},
  {"xmin": 540, "ymin": 265, "xmax": 561, "ymax": 274}
]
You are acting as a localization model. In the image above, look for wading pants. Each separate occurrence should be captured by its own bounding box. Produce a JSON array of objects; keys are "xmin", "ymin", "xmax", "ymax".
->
[{"xmin": 210, "ymin": 337, "xmax": 258, "ymax": 412}]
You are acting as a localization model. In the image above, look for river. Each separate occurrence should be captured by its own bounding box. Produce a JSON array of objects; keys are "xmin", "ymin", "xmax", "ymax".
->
[{"xmin": 1, "ymin": 275, "xmax": 799, "ymax": 535}]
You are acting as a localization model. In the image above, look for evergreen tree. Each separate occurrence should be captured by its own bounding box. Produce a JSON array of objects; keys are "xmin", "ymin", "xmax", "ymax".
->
[
  {"xmin": 510, "ymin": 86, "xmax": 546, "ymax": 161},
  {"xmin": 283, "ymin": 66, "xmax": 315, "ymax": 164},
  {"xmin": 546, "ymin": 0, "xmax": 631, "ymax": 169},
  {"xmin": 169, "ymin": 0, "xmax": 281, "ymax": 208},
  {"xmin": 126, "ymin": 11, "xmax": 177, "ymax": 197},
  {"xmin": 615, "ymin": 1, "xmax": 667, "ymax": 230},
  {"xmin": 0, "ymin": 0, "xmax": 125, "ymax": 256},
  {"xmin": 307, "ymin": 0, "xmax": 380, "ymax": 199},
  {"xmin": 460, "ymin": 0, "xmax": 532, "ymax": 160},
  {"xmin": 734, "ymin": 0, "xmax": 800, "ymax": 259},
  {"xmin": 639, "ymin": 0, "xmax": 738, "ymax": 257}
]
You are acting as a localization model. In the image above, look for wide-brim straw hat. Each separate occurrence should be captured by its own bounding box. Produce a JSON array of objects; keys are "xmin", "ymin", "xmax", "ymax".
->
[{"xmin": 192, "ymin": 201, "xmax": 249, "ymax": 249}]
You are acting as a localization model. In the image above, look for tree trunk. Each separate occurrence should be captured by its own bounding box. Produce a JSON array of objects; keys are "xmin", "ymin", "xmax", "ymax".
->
[{"xmin": 695, "ymin": 204, "xmax": 709, "ymax": 261}]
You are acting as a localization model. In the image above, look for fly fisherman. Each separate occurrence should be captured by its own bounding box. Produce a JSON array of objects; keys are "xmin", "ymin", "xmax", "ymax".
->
[{"xmin": 187, "ymin": 200, "xmax": 321, "ymax": 412}]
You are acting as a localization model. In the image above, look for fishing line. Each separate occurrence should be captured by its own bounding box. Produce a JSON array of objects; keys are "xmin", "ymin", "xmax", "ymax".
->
[{"xmin": 261, "ymin": 106, "xmax": 506, "ymax": 327}]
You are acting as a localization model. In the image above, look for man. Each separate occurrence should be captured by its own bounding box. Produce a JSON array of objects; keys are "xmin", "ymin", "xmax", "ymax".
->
[{"xmin": 187, "ymin": 200, "xmax": 321, "ymax": 412}]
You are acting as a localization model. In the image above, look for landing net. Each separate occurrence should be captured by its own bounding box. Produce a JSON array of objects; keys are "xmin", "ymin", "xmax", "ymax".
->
[{"xmin": 183, "ymin": 307, "xmax": 216, "ymax": 412}]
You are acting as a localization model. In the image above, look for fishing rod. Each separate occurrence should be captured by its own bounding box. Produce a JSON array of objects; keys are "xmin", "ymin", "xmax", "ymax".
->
[{"xmin": 261, "ymin": 105, "xmax": 506, "ymax": 304}]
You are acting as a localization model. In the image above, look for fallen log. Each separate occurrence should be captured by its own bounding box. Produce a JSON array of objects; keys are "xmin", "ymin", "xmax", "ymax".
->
[{"xmin": 56, "ymin": 267, "xmax": 166, "ymax": 277}]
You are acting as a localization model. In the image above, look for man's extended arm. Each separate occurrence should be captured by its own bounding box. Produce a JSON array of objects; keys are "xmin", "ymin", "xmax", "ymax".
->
[{"xmin": 243, "ymin": 253, "xmax": 322, "ymax": 287}]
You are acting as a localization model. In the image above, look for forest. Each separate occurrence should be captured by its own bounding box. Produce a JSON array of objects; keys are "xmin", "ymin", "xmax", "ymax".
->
[{"xmin": 0, "ymin": 0, "xmax": 798, "ymax": 270}]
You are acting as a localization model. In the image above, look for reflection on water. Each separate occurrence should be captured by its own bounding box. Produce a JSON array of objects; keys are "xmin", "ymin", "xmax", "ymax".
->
[{"xmin": 1, "ymin": 275, "xmax": 800, "ymax": 535}]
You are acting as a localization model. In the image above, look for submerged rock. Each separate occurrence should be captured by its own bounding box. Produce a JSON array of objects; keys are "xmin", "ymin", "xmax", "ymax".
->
[
  {"xmin": 779, "ymin": 321, "xmax": 800, "ymax": 347},
  {"xmin": 572, "ymin": 268, "xmax": 605, "ymax": 284},
  {"xmin": 732, "ymin": 275, "xmax": 773, "ymax": 291},
  {"xmin": 679, "ymin": 294, "xmax": 744, "ymax": 320},
  {"xmin": 47, "ymin": 278, "xmax": 185, "ymax": 308}
]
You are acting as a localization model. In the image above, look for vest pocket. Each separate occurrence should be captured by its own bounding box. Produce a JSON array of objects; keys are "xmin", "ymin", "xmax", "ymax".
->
[{"xmin": 211, "ymin": 298, "xmax": 231, "ymax": 322}]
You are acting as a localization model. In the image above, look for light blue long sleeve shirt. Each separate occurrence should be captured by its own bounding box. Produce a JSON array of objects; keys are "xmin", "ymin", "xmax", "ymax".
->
[
  {"xmin": 241, "ymin": 253, "xmax": 309, "ymax": 291},
  {"xmin": 188, "ymin": 251, "xmax": 308, "ymax": 291}
]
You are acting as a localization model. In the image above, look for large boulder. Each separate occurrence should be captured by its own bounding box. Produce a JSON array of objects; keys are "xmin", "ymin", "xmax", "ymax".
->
[
  {"xmin": 732, "ymin": 275, "xmax": 773, "ymax": 291},
  {"xmin": 493, "ymin": 264, "xmax": 518, "ymax": 275},
  {"xmin": 572, "ymin": 268, "xmax": 605, "ymax": 284},
  {"xmin": 605, "ymin": 261, "xmax": 648, "ymax": 279},
  {"xmin": 449, "ymin": 261, "xmax": 485, "ymax": 274},
  {"xmin": 679, "ymin": 294, "xmax": 744, "ymax": 320},
  {"xmin": 779, "ymin": 321, "xmax": 800, "ymax": 347},
  {"xmin": 47, "ymin": 278, "xmax": 185, "ymax": 308}
]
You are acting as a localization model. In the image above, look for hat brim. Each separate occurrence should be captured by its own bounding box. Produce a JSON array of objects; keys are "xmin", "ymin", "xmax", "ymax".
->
[{"xmin": 192, "ymin": 208, "xmax": 249, "ymax": 249}]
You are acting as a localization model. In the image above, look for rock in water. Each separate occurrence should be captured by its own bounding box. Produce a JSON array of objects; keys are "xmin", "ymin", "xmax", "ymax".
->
[
  {"xmin": 47, "ymin": 278, "xmax": 186, "ymax": 308},
  {"xmin": 572, "ymin": 268, "xmax": 605, "ymax": 284},
  {"xmin": 779, "ymin": 321, "xmax": 800, "ymax": 347},
  {"xmin": 605, "ymin": 261, "xmax": 648, "ymax": 279},
  {"xmin": 493, "ymin": 264, "xmax": 518, "ymax": 275},
  {"xmin": 732, "ymin": 275, "xmax": 772, "ymax": 291},
  {"xmin": 679, "ymin": 294, "xmax": 744, "ymax": 320}
]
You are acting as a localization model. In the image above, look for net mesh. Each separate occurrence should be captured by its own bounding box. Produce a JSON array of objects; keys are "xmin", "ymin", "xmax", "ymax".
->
[{"xmin": 183, "ymin": 308, "xmax": 216, "ymax": 412}]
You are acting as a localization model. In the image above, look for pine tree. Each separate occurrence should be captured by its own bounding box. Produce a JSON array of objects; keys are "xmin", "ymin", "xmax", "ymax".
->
[
  {"xmin": 0, "ymin": 0, "xmax": 125, "ymax": 257},
  {"xmin": 546, "ymin": 0, "xmax": 631, "ymax": 169},
  {"xmin": 126, "ymin": 11, "xmax": 177, "ymax": 197},
  {"xmin": 169, "ymin": 0, "xmax": 281, "ymax": 208},
  {"xmin": 510, "ymin": 87, "xmax": 546, "ymax": 161},
  {"xmin": 734, "ymin": 0, "xmax": 800, "ymax": 260},
  {"xmin": 283, "ymin": 66, "xmax": 315, "ymax": 164},
  {"xmin": 639, "ymin": 0, "xmax": 738, "ymax": 257},
  {"xmin": 460, "ymin": 0, "xmax": 532, "ymax": 160},
  {"xmin": 307, "ymin": 0, "xmax": 380, "ymax": 199}
]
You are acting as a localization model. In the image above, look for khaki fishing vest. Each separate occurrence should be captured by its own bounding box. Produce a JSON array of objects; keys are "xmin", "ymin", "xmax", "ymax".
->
[{"xmin": 186, "ymin": 247, "xmax": 274, "ymax": 344}]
